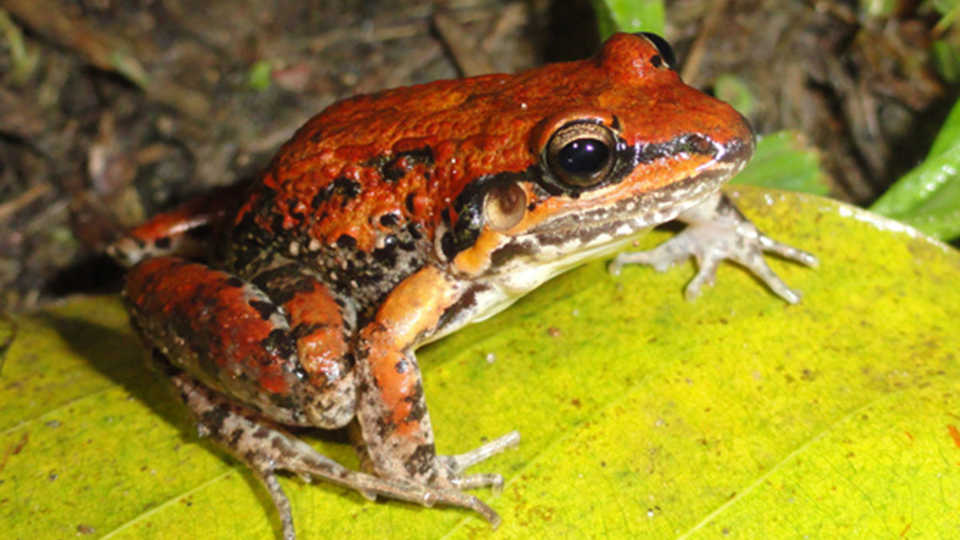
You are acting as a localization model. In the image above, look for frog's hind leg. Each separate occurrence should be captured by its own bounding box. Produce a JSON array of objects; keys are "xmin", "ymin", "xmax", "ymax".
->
[
  {"xmin": 124, "ymin": 256, "xmax": 340, "ymax": 427},
  {"xmin": 124, "ymin": 257, "xmax": 507, "ymax": 534},
  {"xmin": 108, "ymin": 183, "xmax": 248, "ymax": 267},
  {"xmin": 168, "ymin": 370, "xmax": 506, "ymax": 539}
]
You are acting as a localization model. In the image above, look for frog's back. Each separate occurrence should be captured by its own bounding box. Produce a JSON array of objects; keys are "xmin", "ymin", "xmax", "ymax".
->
[
  {"xmin": 241, "ymin": 62, "xmax": 594, "ymax": 247},
  {"xmin": 224, "ymin": 32, "xmax": 742, "ymax": 321},
  {"xmin": 224, "ymin": 65, "xmax": 583, "ymax": 302},
  {"xmin": 221, "ymin": 73, "xmax": 555, "ymax": 319}
]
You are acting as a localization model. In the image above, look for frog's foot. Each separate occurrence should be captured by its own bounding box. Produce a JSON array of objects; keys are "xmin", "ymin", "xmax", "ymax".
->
[
  {"xmin": 438, "ymin": 430, "xmax": 521, "ymax": 490},
  {"xmin": 172, "ymin": 372, "xmax": 509, "ymax": 539},
  {"xmin": 609, "ymin": 192, "xmax": 817, "ymax": 303}
]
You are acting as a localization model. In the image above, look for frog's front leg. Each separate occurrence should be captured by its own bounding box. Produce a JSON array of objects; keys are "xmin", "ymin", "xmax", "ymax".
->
[
  {"xmin": 355, "ymin": 266, "xmax": 520, "ymax": 517},
  {"xmin": 610, "ymin": 191, "xmax": 818, "ymax": 303}
]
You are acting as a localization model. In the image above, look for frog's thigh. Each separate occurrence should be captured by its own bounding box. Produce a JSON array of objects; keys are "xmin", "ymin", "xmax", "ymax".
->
[
  {"xmin": 124, "ymin": 256, "xmax": 354, "ymax": 428},
  {"xmin": 250, "ymin": 262, "xmax": 358, "ymax": 427},
  {"xmin": 355, "ymin": 265, "xmax": 461, "ymax": 481}
]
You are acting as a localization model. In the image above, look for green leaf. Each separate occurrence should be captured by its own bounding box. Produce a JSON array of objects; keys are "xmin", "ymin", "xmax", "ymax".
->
[
  {"xmin": 591, "ymin": 0, "xmax": 665, "ymax": 38},
  {"xmin": 732, "ymin": 131, "xmax": 831, "ymax": 196},
  {"xmin": 932, "ymin": 0, "xmax": 960, "ymax": 15},
  {"xmin": 926, "ymin": 96, "xmax": 960, "ymax": 158},
  {"xmin": 870, "ymin": 98, "xmax": 960, "ymax": 240},
  {"xmin": 932, "ymin": 39, "xmax": 960, "ymax": 82},
  {"xmin": 2, "ymin": 186, "xmax": 959, "ymax": 538}
]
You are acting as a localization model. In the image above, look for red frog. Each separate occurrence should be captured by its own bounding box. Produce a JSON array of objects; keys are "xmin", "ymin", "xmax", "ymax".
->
[{"xmin": 110, "ymin": 33, "xmax": 816, "ymax": 538}]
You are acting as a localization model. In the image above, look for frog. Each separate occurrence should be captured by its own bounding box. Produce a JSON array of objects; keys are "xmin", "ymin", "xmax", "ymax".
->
[{"xmin": 109, "ymin": 32, "xmax": 816, "ymax": 539}]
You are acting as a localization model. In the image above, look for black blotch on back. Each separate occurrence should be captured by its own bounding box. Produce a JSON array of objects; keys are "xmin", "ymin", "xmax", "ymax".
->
[
  {"xmin": 310, "ymin": 177, "xmax": 362, "ymax": 208},
  {"xmin": 336, "ymin": 234, "xmax": 357, "ymax": 250},
  {"xmin": 249, "ymin": 299, "xmax": 277, "ymax": 321}
]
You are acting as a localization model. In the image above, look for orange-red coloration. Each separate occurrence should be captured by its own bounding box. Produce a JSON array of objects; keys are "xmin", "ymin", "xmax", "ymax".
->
[
  {"xmin": 125, "ymin": 257, "xmax": 291, "ymax": 395},
  {"xmin": 239, "ymin": 33, "xmax": 751, "ymax": 253},
  {"xmin": 128, "ymin": 184, "xmax": 245, "ymax": 245},
  {"xmin": 361, "ymin": 266, "xmax": 460, "ymax": 436},
  {"xmin": 281, "ymin": 281, "xmax": 349, "ymax": 387},
  {"xmin": 113, "ymin": 32, "xmax": 783, "ymax": 533}
]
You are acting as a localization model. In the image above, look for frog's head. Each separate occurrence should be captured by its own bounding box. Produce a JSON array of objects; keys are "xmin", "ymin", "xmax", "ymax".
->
[{"xmin": 445, "ymin": 32, "xmax": 754, "ymax": 288}]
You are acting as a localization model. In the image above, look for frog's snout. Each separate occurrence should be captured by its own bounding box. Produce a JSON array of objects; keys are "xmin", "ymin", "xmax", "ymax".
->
[
  {"xmin": 709, "ymin": 107, "xmax": 755, "ymax": 167},
  {"xmin": 715, "ymin": 128, "xmax": 755, "ymax": 165}
]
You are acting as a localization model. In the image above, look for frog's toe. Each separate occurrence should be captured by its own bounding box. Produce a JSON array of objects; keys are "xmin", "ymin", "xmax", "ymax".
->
[
  {"xmin": 451, "ymin": 473, "xmax": 504, "ymax": 491},
  {"xmin": 758, "ymin": 232, "xmax": 819, "ymax": 268},
  {"xmin": 106, "ymin": 235, "xmax": 147, "ymax": 268},
  {"xmin": 443, "ymin": 430, "xmax": 520, "ymax": 472},
  {"xmin": 261, "ymin": 472, "xmax": 296, "ymax": 540},
  {"xmin": 609, "ymin": 240, "xmax": 688, "ymax": 276},
  {"xmin": 683, "ymin": 253, "xmax": 721, "ymax": 301},
  {"xmin": 727, "ymin": 248, "xmax": 803, "ymax": 304}
]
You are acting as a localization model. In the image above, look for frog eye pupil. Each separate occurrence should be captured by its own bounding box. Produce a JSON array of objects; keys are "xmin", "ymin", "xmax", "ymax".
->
[
  {"xmin": 545, "ymin": 121, "xmax": 618, "ymax": 189},
  {"xmin": 558, "ymin": 139, "xmax": 610, "ymax": 175}
]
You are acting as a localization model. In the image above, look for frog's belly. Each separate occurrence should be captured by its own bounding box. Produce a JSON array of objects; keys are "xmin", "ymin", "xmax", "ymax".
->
[{"xmin": 424, "ymin": 226, "xmax": 650, "ymax": 345}]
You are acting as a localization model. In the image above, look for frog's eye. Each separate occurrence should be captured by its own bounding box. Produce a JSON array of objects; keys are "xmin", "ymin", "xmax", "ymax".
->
[
  {"xmin": 636, "ymin": 32, "xmax": 676, "ymax": 69},
  {"xmin": 484, "ymin": 182, "xmax": 527, "ymax": 231},
  {"xmin": 545, "ymin": 122, "xmax": 617, "ymax": 188}
]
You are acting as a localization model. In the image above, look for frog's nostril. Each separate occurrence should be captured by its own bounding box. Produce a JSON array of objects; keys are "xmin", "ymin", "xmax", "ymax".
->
[
  {"xmin": 717, "ymin": 136, "xmax": 755, "ymax": 164},
  {"xmin": 678, "ymin": 134, "xmax": 714, "ymax": 156}
]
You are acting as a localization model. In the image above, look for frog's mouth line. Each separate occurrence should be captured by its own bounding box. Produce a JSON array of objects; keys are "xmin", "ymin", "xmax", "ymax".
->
[
  {"xmin": 525, "ymin": 164, "xmax": 739, "ymax": 243},
  {"xmin": 479, "ymin": 164, "xmax": 740, "ymax": 277},
  {"xmin": 634, "ymin": 133, "xmax": 753, "ymax": 166}
]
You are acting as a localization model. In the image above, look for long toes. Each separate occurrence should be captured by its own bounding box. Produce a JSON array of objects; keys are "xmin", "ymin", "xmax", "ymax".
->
[
  {"xmin": 738, "ymin": 253, "xmax": 801, "ymax": 304},
  {"xmin": 261, "ymin": 472, "xmax": 296, "ymax": 540},
  {"xmin": 610, "ymin": 248, "xmax": 682, "ymax": 275},
  {"xmin": 451, "ymin": 473, "xmax": 504, "ymax": 491},
  {"xmin": 759, "ymin": 234, "xmax": 819, "ymax": 267},
  {"xmin": 684, "ymin": 260, "xmax": 717, "ymax": 301},
  {"xmin": 421, "ymin": 488, "xmax": 501, "ymax": 527},
  {"xmin": 446, "ymin": 431, "xmax": 520, "ymax": 472}
]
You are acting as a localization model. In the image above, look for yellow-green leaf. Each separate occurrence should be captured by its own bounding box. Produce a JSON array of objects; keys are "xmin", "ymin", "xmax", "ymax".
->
[{"xmin": 2, "ymin": 186, "xmax": 959, "ymax": 538}]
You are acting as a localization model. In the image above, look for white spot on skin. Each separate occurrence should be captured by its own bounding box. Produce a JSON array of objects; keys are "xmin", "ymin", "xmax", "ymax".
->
[{"xmin": 485, "ymin": 352, "xmax": 496, "ymax": 364}]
